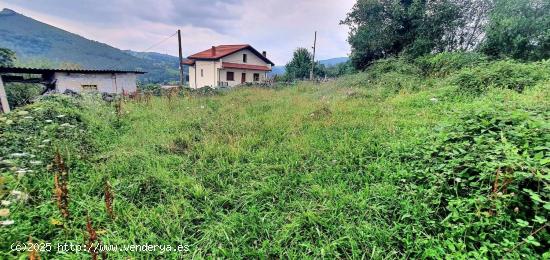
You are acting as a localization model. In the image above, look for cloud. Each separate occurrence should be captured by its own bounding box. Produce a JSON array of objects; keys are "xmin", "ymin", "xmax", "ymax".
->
[{"xmin": 1, "ymin": 0, "xmax": 354, "ymax": 64}]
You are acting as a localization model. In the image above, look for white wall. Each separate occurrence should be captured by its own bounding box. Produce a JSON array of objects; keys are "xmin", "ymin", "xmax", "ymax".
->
[
  {"xmin": 223, "ymin": 49, "xmax": 271, "ymax": 69},
  {"xmin": 54, "ymin": 72, "xmax": 138, "ymax": 93},
  {"xmin": 219, "ymin": 69, "xmax": 267, "ymax": 87},
  {"xmin": 190, "ymin": 60, "xmax": 221, "ymax": 89}
]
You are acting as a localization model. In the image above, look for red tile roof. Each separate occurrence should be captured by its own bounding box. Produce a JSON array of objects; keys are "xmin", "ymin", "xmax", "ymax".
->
[
  {"xmin": 188, "ymin": 44, "xmax": 249, "ymax": 59},
  {"xmin": 222, "ymin": 62, "xmax": 271, "ymax": 71},
  {"xmin": 181, "ymin": 59, "xmax": 195, "ymax": 65},
  {"xmin": 186, "ymin": 44, "xmax": 275, "ymax": 65}
]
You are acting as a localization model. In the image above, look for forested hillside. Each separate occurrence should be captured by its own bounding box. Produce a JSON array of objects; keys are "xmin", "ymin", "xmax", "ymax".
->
[{"xmin": 0, "ymin": 8, "xmax": 181, "ymax": 83}]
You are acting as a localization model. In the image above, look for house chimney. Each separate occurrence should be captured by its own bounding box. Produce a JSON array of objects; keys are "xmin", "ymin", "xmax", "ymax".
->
[
  {"xmin": 262, "ymin": 51, "xmax": 267, "ymax": 57},
  {"xmin": 211, "ymin": 46, "xmax": 216, "ymax": 56}
]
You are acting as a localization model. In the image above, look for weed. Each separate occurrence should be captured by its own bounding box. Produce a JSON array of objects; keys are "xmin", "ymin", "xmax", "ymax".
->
[
  {"xmin": 85, "ymin": 216, "xmax": 106, "ymax": 260},
  {"xmin": 104, "ymin": 181, "xmax": 114, "ymax": 219},
  {"xmin": 53, "ymin": 150, "xmax": 69, "ymax": 219}
]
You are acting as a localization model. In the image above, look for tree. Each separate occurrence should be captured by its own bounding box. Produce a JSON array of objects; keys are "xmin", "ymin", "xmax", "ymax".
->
[
  {"xmin": 285, "ymin": 48, "xmax": 325, "ymax": 80},
  {"xmin": 0, "ymin": 47, "xmax": 16, "ymax": 66},
  {"xmin": 325, "ymin": 61, "xmax": 355, "ymax": 77},
  {"xmin": 341, "ymin": 0, "xmax": 488, "ymax": 70},
  {"xmin": 481, "ymin": 0, "xmax": 550, "ymax": 61}
]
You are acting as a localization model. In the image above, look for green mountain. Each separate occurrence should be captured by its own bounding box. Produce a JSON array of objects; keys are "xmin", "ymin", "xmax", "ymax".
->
[{"xmin": 0, "ymin": 8, "xmax": 182, "ymax": 83}]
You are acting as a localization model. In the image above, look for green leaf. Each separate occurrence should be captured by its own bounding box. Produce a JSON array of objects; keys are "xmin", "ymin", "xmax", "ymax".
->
[
  {"xmin": 524, "ymin": 236, "xmax": 540, "ymax": 247},
  {"xmin": 516, "ymin": 219, "xmax": 529, "ymax": 227},
  {"xmin": 533, "ymin": 216, "xmax": 546, "ymax": 224},
  {"xmin": 523, "ymin": 188, "xmax": 544, "ymax": 204}
]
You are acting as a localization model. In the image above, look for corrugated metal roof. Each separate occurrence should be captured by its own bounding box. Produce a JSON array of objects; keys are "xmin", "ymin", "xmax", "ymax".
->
[{"xmin": 0, "ymin": 66, "xmax": 146, "ymax": 74}]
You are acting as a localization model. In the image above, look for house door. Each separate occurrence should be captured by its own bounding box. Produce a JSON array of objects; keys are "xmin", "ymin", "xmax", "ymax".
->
[{"xmin": 241, "ymin": 73, "xmax": 246, "ymax": 83}]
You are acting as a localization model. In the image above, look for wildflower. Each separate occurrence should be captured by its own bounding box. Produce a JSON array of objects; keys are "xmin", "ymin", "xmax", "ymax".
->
[
  {"xmin": 10, "ymin": 190, "xmax": 29, "ymax": 202},
  {"xmin": 0, "ymin": 220, "xmax": 14, "ymax": 226},
  {"xmin": 9, "ymin": 153, "xmax": 29, "ymax": 158},
  {"xmin": 430, "ymin": 97, "xmax": 438, "ymax": 102},
  {"xmin": 56, "ymin": 115, "xmax": 66, "ymax": 118},
  {"xmin": 0, "ymin": 208, "xmax": 9, "ymax": 217},
  {"xmin": 5, "ymin": 120, "xmax": 13, "ymax": 125},
  {"xmin": 60, "ymin": 123, "xmax": 71, "ymax": 127},
  {"xmin": 1, "ymin": 160, "xmax": 14, "ymax": 165},
  {"xmin": 45, "ymin": 120, "xmax": 53, "ymax": 123},
  {"xmin": 1, "ymin": 200, "xmax": 11, "ymax": 206}
]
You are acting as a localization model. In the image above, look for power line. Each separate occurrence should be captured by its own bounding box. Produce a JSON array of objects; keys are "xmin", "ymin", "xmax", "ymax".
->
[{"xmin": 141, "ymin": 31, "xmax": 178, "ymax": 52}]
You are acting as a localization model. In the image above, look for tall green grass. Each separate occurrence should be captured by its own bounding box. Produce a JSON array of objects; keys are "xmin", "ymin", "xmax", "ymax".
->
[{"xmin": 1, "ymin": 57, "xmax": 548, "ymax": 258}]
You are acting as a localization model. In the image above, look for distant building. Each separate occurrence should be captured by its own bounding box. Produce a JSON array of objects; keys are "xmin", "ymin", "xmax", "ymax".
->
[
  {"xmin": 0, "ymin": 66, "xmax": 145, "ymax": 113},
  {"xmin": 183, "ymin": 44, "xmax": 275, "ymax": 89}
]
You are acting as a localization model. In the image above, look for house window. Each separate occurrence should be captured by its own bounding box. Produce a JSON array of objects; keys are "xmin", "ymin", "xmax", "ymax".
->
[
  {"xmin": 227, "ymin": 71, "xmax": 234, "ymax": 81},
  {"xmin": 201, "ymin": 69, "xmax": 204, "ymax": 77},
  {"xmin": 253, "ymin": 73, "xmax": 260, "ymax": 82},
  {"xmin": 81, "ymin": 85, "xmax": 98, "ymax": 91},
  {"xmin": 243, "ymin": 54, "xmax": 247, "ymax": 63}
]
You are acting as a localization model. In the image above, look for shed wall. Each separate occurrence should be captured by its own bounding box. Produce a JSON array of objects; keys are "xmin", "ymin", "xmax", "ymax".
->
[{"xmin": 54, "ymin": 73, "xmax": 137, "ymax": 93}]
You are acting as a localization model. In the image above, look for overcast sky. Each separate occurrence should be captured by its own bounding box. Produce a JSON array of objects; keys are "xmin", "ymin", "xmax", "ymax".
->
[{"xmin": 1, "ymin": 0, "xmax": 355, "ymax": 65}]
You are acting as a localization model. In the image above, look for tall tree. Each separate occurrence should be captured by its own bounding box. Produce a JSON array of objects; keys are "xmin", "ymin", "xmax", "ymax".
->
[
  {"xmin": 285, "ymin": 48, "xmax": 325, "ymax": 80},
  {"xmin": 341, "ymin": 0, "xmax": 487, "ymax": 70},
  {"xmin": 0, "ymin": 47, "xmax": 16, "ymax": 66},
  {"xmin": 481, "ymin": 0, "xmax": 550, "ymax": 61}
]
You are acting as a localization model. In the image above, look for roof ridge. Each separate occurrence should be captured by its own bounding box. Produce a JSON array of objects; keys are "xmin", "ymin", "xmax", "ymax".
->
[{"xmin": 186, "ymin": 44, "xmax": 274, "ymax": 65}]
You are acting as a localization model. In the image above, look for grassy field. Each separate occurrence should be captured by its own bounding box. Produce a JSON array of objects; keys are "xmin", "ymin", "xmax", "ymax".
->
[{"xmin": 1, "ymin": 57, "xmax": 549, "ymax": 258}]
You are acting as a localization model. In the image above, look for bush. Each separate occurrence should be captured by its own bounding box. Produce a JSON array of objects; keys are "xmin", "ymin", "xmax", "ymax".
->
[
  {"xmin": 138, "ymin": 83, "xmax": 162, "ymax": 95},
  {"xmin": 366, "ymin": 57, "xmax": 422, "ymax": 79},
  {"xmin": 405, "ymin": 106, "xmax": 549, "ymax": 258},
  {"xmin": 415, "ymin": 52, "xmax": 488, "ymax": 77},
  {"xmin": 452, "ymin": 60, "xmax": 550, "ymax": 94},
  {"xmin": 5, "ymin": 83, "xmax": 44, "ymax": 108}
]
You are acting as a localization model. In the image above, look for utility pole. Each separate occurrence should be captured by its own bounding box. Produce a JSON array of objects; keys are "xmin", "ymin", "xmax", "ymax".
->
[
  {"xmin": 309, "ymin": 31, "xmax": 317, "ymax": 81},
  {"xmin": 177, "ymin": 29, "xmax": 185, "ymax": 86}
]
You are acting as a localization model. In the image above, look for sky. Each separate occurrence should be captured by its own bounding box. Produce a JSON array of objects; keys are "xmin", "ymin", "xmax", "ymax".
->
[{"xmin": 1, "ymin": 0, "xmax": 355, "ymax": 65}]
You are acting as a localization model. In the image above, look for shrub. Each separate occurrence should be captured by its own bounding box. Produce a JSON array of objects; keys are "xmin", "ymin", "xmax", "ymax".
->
[
  {"xmin": 415, "ymin": 52, "xmax": 488, "ymax": 77},
  {"xmin": 405, "ymin": 106, "xmax": 549, "ymax": 258},
  {"xmin": 452, "ymin": 60, "xmax": 550, "ymax": 94},
  {"xmin": 366, "ymin": 57, "xmax": 422, "ymax": 79},
  {"xmin": 138, "ymin": 83, "xmax": 161, "ymax": 95},
  {"xmin": 5, "ymin": 83, "xmax": 44, "ymax": 108}
]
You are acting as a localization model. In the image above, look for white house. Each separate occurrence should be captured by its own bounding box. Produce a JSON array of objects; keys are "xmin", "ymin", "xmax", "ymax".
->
[{"xmin": 183, "ymin": 44, "xmax": 275, "ymax": 88}]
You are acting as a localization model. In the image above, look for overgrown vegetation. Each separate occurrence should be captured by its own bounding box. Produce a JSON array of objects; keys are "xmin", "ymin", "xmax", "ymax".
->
[
  {"xmin": 4, "ymin": 83, "xmax": 44, "ymax": 108},
  {"xmin": 1, "ymin": 55, "xmax": 548, "ymax": 258},
  {"xmin": 343, "ymin": 0, "xmax": 549, "ymax": 69}
]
